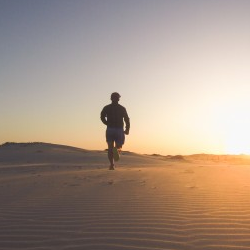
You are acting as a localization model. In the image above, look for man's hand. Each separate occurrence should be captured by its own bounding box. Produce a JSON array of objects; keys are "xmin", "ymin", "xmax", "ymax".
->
[{"xmin": 124, "ymin": 130, "xmax": 129, "ymax": 135}]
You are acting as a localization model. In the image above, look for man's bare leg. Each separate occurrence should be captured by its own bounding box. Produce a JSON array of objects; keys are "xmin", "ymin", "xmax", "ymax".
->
[
  {"xmin": 107, "ymin": 141, "xmax": 115, "ymax": 170},
  {"xmin": 112, "ymin": 143, "xmax": 122, "ymax": 162},
  {"xmin": 116, "ymin": 144, "xmax": 122, "ymax": 154}
]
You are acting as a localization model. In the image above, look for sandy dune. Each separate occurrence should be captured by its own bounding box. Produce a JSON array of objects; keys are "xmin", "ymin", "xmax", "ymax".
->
[{"xmin": 1, "ymin": 143, "xmax": 250, "ymax": 250}]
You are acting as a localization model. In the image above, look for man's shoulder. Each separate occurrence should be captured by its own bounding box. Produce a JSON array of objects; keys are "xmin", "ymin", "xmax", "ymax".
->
[
  {"xmin": 104, "ymin": 103, "xmax": 125, "ymax": 108},
  {"xmin": 102, "ymin": 104, "xmax": 112, "ymax": 110},
  {"xmin": 102, "ymin": 103, "xmax": 127, "ymax": 112},
  {"xmin": 117, "ymin": 103, "xmax": 126, "ymax": 109}
]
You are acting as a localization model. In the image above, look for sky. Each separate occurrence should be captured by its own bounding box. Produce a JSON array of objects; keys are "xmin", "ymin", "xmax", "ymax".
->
[{"xmin": 1, "ymin": 0, "xmax": 250, "ymax": 155}]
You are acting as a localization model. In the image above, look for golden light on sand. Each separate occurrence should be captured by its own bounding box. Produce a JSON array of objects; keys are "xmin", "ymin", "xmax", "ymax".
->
[{"xmin": 2, "ymin": 143, "xmax": 250, "ymax": 250}]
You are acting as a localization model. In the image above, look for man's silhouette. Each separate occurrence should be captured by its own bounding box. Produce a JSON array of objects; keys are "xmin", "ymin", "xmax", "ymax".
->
[{"xmin": 101, "ymin": 92, "xmax": 130, "ymax": 170}]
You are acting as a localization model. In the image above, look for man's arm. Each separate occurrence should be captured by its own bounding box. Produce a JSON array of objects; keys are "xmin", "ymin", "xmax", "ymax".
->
[
  {"xmin": 100, "ymin": 107, "xmax": 108, "ymax": 125},
  {"xmin": 124, "ymin": 109, "xmax": 130, "ymax": 135}
]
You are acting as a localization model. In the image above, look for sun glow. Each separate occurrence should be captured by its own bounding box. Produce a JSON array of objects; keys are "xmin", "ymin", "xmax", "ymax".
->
[
  {"xmin": 214, "ymin": 104, "xmax": 250, "ymax": 155},
  {"xmin": 224, "ymin": 121, "xmax": 250, "ymax": 155}
]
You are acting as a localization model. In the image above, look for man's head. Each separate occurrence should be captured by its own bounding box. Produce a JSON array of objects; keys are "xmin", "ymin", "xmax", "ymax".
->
[{"xmin": 111, "ymin": 92, "xmax": 121, "ymax": 102}]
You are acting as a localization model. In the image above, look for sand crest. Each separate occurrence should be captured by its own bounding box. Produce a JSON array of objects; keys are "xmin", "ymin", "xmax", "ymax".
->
[{"xmin": 1, "ymin": 143, "xmax": 250, "ymax": 250}]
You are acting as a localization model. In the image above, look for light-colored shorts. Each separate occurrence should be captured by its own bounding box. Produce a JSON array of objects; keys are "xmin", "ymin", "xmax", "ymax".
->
[{"xmin": 106, "ymin": 127, "xmax": 125, "ymax": 146}]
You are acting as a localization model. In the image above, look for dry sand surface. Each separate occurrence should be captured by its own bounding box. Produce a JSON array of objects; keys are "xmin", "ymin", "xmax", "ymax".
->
[{"xmin": 1, "ymin": 143, "xmax": 250, "ymax": 250}]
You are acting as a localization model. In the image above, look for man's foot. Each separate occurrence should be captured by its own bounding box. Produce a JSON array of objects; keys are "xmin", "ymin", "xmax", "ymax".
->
[
  {"xmin": 112, "ymin": 147, "xmax": 120, "ymax": 161},
  {"xmin": 109, "ymin": 165, "xmax": 115, "ymax": 170}
]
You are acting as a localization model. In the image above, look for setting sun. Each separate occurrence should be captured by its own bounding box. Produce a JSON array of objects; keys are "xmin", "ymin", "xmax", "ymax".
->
[
  {"xmin": 225, "ymin": 120, "xmax": 250, "ymax": 155},
  {"xmin": 213, "ymin": 100, "xmax": 250, "ymax": 155}
]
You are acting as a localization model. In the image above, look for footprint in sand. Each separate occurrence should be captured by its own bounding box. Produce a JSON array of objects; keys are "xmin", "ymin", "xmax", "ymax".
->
[
  {"xmin": 139, "ymin": 180, "xmax": 146, "ymax": 186},
  {"xmin": 186, "ymin": 184, "xmax": 197, "ymax": 189},
  {"xmin": 108, "ymin": 180, "xmax": 114, "ymax": 185},
  {"xmin": 183, "ymin": 169, "xmax": 194, "ymax": 174}
]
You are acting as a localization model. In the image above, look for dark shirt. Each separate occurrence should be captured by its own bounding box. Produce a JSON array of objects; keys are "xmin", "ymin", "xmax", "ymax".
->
[{"xmin": 101, "ymin": 102, "xmax": 130, "ymax": 131}]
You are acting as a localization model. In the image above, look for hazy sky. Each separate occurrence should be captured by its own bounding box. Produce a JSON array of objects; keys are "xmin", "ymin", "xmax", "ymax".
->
[{"xmin": 1, "ymin": 0, "xmax": 250, "ymax": 155}]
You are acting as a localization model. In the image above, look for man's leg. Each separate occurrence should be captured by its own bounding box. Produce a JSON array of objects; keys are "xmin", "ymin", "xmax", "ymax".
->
[
  {"xmin": 112, "ymin": 143, "xmax": 122, "ymax": 162},
  {"xmin": 115, "ymin": 143, "xmax": 122, "ymax": 154},
  {"xmin": 113, "ymin": 129, "xmax": 125, "ymax": 161},
  {"xmin": 107, "ymin": 141, "xmax": 115, "ymax": 170},
  {"xmin": 115, "ymin": 143, "xmax": 122, "ymax": 150}
]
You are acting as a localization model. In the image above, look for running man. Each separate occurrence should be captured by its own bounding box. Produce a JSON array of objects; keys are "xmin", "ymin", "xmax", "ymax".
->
[{"xmin": 101, "ymin": 92, "xmax": 130, "ymax": 170}]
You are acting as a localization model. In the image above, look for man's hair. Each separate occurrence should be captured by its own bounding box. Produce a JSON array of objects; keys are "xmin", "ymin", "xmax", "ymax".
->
[{"xmin": 111, "ymin": 92, "xmax": 121, "ymax": 100}]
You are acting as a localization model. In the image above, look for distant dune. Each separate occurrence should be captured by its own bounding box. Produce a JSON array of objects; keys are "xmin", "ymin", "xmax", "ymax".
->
[
  {"xmin": 1, "ymin": 142, "xmax": 250, "ymax": 166},
  {"xmin": 149, "ymin": 151, "xmax": 250, "ymax": 164},
  {"xmin": 0, "ymin": 142, "xmax": 166, "ymax": 166},
  {"xmin": 1, "ymin": 142, "xmax": 250, "ymax": 250}
]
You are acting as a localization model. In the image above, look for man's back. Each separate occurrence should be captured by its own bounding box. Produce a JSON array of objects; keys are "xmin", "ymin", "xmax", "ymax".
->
[{"xmin": 101, "ymin": 103, "xmax": 129, "ymax": 129}]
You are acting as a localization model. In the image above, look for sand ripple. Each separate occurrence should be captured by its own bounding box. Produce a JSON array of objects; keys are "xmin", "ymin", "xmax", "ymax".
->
[{"xmin": 1, "ymin": 164, "xmax": 250, "ymax": 249}]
